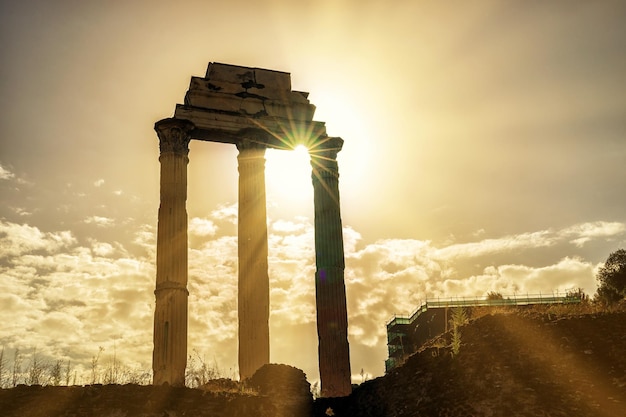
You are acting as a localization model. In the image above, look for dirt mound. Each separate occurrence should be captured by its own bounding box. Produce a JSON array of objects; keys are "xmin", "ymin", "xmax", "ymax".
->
[
  {"xmin": 315, "ymin": 309, "xmax": 626, "ymax": 417},
  {"xmin": 248, "ymin": 363, "xmax": 313, "ymax": 417}
]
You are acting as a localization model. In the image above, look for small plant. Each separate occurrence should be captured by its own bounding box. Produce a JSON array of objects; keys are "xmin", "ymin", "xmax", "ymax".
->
[
  {"xmin": 90, "ymin": 346, "xmax": 104, "ymax": 384},
  {"xmin": 359, "ymin": 368, "xmax": 370, "ymax": 383},
  {"xmin": 430, "ymin": 335, "xmax": 448, "ymax": 357},
  {"xmin": 27, "ymin": 348, "xmax": 47, "ymax": 385},
  {"xmin": 103, "ymin": 343, "xmax": 121, "ymax": 384},
  {"xmin": 0, "ymin": 346, "xmax": 5, "ymax": 388},
  {"xmin": 449, "ymin": 307, "xmax": 467, "ymax": 357},
  {"xmin": 185, "ymin": 349, "xmax": 222, "ymax": 388},
  {"xmin": 50, "ymin": 360, "xmax": 62, "ymax": 386},
  {"xmin": 64, "ymin": 359, "xmax": 72, "ymax": 386},
  {"xmin": 12, "ymin": 348, "xmax": 22, "ymax": 387}
]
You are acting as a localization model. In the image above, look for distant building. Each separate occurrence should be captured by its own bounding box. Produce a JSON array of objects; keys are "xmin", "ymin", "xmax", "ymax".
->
[{"xmin": 385, "ymin": 293, "xmax": 582, "ymax": 372}]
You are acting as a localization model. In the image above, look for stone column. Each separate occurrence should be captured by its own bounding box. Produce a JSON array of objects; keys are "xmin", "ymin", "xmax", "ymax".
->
[
  {"xmin": 153, "ymin": 118, "xmax": 195, "ymax": 386},
  {"xmin": 237, "ymin": 139, "xmax": 270, "ymax": 380},
  {"xmin": 310, "ymin": 137, "xmax": 352, "ymax": 397}
]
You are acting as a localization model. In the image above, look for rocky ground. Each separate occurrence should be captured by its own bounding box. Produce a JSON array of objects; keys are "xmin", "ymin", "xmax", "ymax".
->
[{"xmin": 1, "ymin": 304, "xmax": 624, "ymax": 417}]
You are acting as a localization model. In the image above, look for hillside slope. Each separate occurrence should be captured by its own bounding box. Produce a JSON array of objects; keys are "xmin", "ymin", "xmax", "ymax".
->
[{"xmin": 316, "ymin": 308, "xmax": 626, "ymax": 417}]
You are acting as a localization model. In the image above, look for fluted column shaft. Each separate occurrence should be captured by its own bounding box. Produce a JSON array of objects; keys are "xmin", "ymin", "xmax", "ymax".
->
[
  {"xmin": 311, "ymin": 137, "xmax": 352, "ymax": 397},
  {"xmin": 237, "ymin": 139, "xmax": 270, "ymax": 380},
  {"xmin": 153, "ymin": 118, "xmax": 194, "ymax": 386}
]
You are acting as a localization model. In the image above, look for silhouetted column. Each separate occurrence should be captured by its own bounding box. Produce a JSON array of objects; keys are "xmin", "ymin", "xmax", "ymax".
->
[
  {"xmin": 237, "ymin": 139, "xmax": 270, "ymax": 380},
  {"xmin": 310, "ymin": 137, "xmax": 352, "ymax": 397},
  {"xmin": 153, "ymin": 118, "xmax": 195, "ymax": 386}
]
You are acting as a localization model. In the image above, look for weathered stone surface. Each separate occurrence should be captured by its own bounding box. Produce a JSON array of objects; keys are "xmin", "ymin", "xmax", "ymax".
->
[
  {"xmin": 237, "ymin": 140, "xmax": 270, "ymax": 380},
  {"xmin": 176, "ymin": 62, "xmax": 322, "ymax": 147},
  {"xmin": 311, "ymin": 138, "xmax": 352, "ymax": 397},
  {"xmin": 175, "ymin": 104, "xmax": 327, "ymax": 148},
  {"xmin": 153, "ymin": 118, "xmax": 195, "ymax": 386}
]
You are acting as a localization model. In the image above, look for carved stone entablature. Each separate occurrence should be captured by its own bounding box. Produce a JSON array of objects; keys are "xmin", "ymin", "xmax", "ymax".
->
[
  {"xmin": 174, "ymin": 63, "xmax": 328, "ymax": 149},
  {"xmin": 184, "ymin": 63, "xmax": 314, "ymax": 121},
  {"xmin": 155, "ymin": 118, "xmax": 195, "ymax": 156}
]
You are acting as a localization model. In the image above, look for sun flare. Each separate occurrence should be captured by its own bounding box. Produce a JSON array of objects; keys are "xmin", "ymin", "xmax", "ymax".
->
[{"xmin": 265, "ymin": 145, "xmax": 313, "ymax": 208}]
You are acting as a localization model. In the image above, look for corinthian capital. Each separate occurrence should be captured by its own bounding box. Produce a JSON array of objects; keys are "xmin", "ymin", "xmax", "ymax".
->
[
  {"xmin": 236, "ymin": 138, "xmax": 267, "ymax": 152},
  {"xmin": 310, "ymin": 136, "xmax": 343, "ymax": 176},
  {"xmin": 155, "ymin": 118, "xmax": 195, "ymax": 155}
]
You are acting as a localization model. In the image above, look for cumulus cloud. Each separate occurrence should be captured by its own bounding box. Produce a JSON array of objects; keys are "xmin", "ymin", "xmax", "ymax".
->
[
  {"xmin": 189, "ymin": 217, "xmax": 218, "ymax": 237},
  {"xmin": 211, "ymin": 203, "xmax": 238, "ymax": 224},
  {"xmin": 83, "ymin": 215, "xmax": 115, "ymax": 227},
  {"xmin": 91, "ymin": 241, "xmax": 116, "ymax": 257},
  {"xmin": 94, "ymin": 179, "xmax": 105, "ymax": 187},
  {"xmin": 0, "ymin": 224, "xmax": 155, "ymax": 378},
  {"xmin": 271, "ymin": 219, "xmax": 308, "ymax": 234},
  {"xmin": 434, "ymin": 256, "xmax": 597, "ymax": 298},
  {"xmin": 0, "ymin": 221, "xmax": 76, "ymax": 258},
  {"xmin": 1, "ymin": 214, "xmax": 624, "ymax": 384}
]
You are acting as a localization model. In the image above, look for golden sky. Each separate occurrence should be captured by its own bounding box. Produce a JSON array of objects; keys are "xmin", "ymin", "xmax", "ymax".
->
[{"xmin": 1, "ymin": 0, "xmax": 625, "ymax": 385}]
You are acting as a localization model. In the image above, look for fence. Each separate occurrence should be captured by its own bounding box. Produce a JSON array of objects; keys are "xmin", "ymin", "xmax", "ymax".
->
[{"xmin": 386, "ymin": 292, "xmax": 582, "ymax": 329}]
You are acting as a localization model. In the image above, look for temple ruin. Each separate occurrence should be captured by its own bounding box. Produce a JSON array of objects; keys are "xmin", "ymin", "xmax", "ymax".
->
[{"xmin": 152, "ymin": 62, "xmax": 351, "ymax": 397}]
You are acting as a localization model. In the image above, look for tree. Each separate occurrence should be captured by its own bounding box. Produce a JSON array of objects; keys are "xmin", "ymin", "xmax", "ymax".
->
[
  {"xmin": 596, "ymin": 249, "xmax": 626, "ymax": 304},
  {"xmin": 486, "ymin": 291, "xmax": 504, "ymax": 300}
]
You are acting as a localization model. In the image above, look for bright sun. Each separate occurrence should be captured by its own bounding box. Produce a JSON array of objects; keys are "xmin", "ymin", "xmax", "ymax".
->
[{"xmin": 265, "ymin": 145, "xmax": 313, "ymax": 209}]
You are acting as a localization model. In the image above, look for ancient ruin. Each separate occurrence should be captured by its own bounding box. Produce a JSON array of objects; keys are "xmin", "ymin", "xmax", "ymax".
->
[{"xmin": 152, "ymin": 63, "xmax": 352, "ymax": 396}]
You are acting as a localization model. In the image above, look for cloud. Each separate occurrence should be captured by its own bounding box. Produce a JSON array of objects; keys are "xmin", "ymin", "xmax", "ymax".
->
[
  {"xmin": 0, "ymin": 235, "xmax": 155, "ymax": 376},
  {"xmin": 0, "ymin": 221, "xmax": 76, "ymax": 258},
  {"xmin": 434, "ymin": 230, "xmax": 557, "ymax": 260},
  {"xmin": 0, "ymin": 164, "xmax": 15, "ymax": 180},
  {"xmin": 0, "ymin": 164, "xmax": 30, "ymax": 186},
  {"xmin": 560, "ymin": 221, "xmax": 626, "ymax": 247},
  {"xmin": 1, "ymin": 215, "xmax": 623, "ymax": 383},
  {"xmin": 435, "ymin": 256, "xmax": 598, "ymax": 298},
  {"xmin": 271, "ymin": 219, "xmax": 308, "ymax": 234},
  {"xmin": 189, "ymin": 217, "xmax": 218, "ymax": 237},
  {"xmin": 83, "ymin": 216, "xmax": 115, "ymax": 227},
  {"xmin": 94, "ymin": 179, "xmax": 105, "ymax": 187},
  {"xmin": 91, "ymin": 241, "xmax": 115, "ymax": 257},
  {"xmin": 11, "ymin": 207, "xmax": 33, "ymax": 217},
  {"xmin": 210, "ymin": 203, "xmax": 238, "ymax": 224}
]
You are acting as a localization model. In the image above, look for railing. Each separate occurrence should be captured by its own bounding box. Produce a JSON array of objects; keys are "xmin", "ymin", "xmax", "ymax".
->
[{"xmin": 386, "ymin": 293, "xmax": 582, "ymax": 329}]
